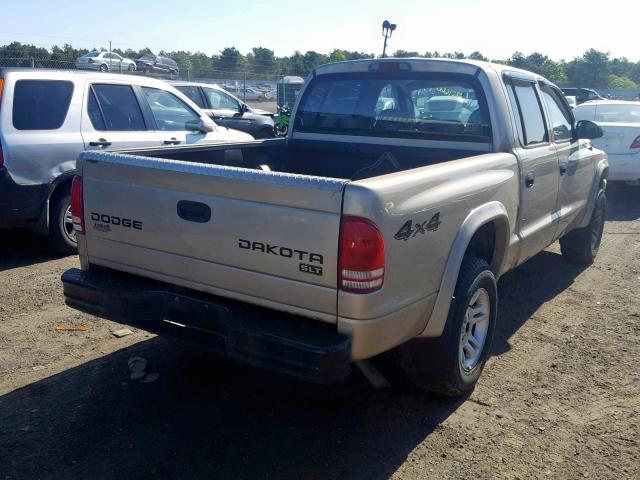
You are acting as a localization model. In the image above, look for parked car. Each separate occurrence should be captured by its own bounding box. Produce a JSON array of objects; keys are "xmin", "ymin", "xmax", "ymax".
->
[
  {"xmin": 62, "ymin": 58, "xmax": 607, "ymax": 397},
  {"xmin": 172, "ymin": 82, "xmax": 275, "ymax": 138},
  {"xmin": 561, "ymin": 88, "xmax": 604, "ymax": 105},
  {"xmin": 0, "ymin": 68, "xmax": 253, "ymax": 253},
  {"xmin": 574, "ymin": 100, "xmax": 640, "ymax": 184},
  {"xmin": 76, "ymin": 51, "xmax": 136, "ymax": 72},
  {"xmin": 135, "ymin": 55, "xmax": 179, "ymax": 78},
  {"xmin": 222, "ymin": 85, "xmax": 272, "ymax": 102}
]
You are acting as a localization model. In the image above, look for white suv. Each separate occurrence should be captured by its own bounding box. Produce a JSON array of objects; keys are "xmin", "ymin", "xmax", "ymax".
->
[{"xmin": 0, "ymin": 68, "xmax": 253, "ymax": 253}]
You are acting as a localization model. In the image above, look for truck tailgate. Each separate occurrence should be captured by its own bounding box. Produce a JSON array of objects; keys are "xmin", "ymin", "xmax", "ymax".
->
[{"xmin": 78, "ymin": 151, "xmax": 348, "ymax": 322}]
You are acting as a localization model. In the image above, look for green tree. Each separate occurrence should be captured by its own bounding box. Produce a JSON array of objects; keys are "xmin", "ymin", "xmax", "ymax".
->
[
  {"xmin": 607, "ymin": 75, "xmax": 637, "ymax": 89},
  {"xmin": 218, "ymin": 47, "xmax": 244, "ymax": 74}
]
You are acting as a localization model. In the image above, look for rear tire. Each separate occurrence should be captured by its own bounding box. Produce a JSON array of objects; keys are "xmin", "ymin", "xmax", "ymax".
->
[
  {"xmin": 380, "ymin": 257, "xmax": 497, "ymax": 397},
  {"xmin": 48, "ymin": 192, "xmax": 77, "ymax": 255},
  {"xmin": 560, "ymin": 190, "xmax": 606, "ymax": 265},
  {"xmin": 128, "ymin": 64, "xmax": 135, "ymax": 71},
  {"xmin": 99, "ymin": 64, "xmax": 108, "ymax": 72}
]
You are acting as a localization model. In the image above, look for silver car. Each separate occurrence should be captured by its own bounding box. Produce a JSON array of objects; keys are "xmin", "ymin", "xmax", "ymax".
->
[{"xmin": 76, "ymin": 51, "xmax": 136, "ymax": 72}]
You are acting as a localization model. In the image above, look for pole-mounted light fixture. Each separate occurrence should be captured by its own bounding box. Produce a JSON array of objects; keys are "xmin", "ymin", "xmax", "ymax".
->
[{"xmin": 381, "ymin": 20, "xmax": 397, "ymax": 58}]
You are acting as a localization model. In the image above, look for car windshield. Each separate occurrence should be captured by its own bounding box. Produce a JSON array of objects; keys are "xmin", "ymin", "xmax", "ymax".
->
[
  {"xmin": 589, "ymin": 104, "xmax": 640, "ymax": 123},
  {"xmin": 294, "ymin": 72, "xmax": 491, "ymax": 143}
]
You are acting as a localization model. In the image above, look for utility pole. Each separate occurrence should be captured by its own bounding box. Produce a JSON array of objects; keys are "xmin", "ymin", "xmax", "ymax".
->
[{"xmin": 381, "ymin": 20, "xmax": 397, "ymax": 58}]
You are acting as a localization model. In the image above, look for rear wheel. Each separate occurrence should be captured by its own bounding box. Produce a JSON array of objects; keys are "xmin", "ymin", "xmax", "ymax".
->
[
  {"xmin": 49, "ymin": 192, "xmax": 77, "ymax": 254},
  {"xmin": 380, "ymin": 257, "xmax": 497, "ymax": 397},
  {"xmin": 99, "ymin": 64, "xmax": 108, "ymax": 72},
  {"xmin": 560, "ymin": 190, "xmax": 606, "ymax": 265},
  {"xmin": 127, "ymin": 64, "xmax": 135, "ymax": 71}
]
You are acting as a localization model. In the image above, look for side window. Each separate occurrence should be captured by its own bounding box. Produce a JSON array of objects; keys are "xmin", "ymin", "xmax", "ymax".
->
[
  {"xmin": 12, "ymin": 80, "xmax": 74, "ymax": 130},
  {"xmin": 87, "ymin": 88, "xmax": 106, "ymax": 130},
  {"xmin": 204, "ymin": 88, "xmax": 239, "ymax": 110},
  {"xmin": 141, "ymin": 87, "xmax": 200, "ymax": 131},
  {"xmin": 176, "ymin": 86, "xmax": 206, "ymax": 109},
  {"xmin": 510, "ymin": 82, "xmax": 547, "ymax": 146},
  {"xmin": 90, "ymin": 84, "xmax": 146, "ymax": 131},
  {"xmin": 540, "ymin": 86, "xmax": 573, "ymax": 141}
]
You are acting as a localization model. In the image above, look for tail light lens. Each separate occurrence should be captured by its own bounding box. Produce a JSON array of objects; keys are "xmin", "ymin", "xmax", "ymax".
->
[
  {"xmin": 70, "ymin": 176, "xmax": 84, "ymax": 233},
  {"xmin": 339, "ymin": 217, "xmax": 385, "ymax": 293},
  {"xmin": 88, "ymin": 58, "xmax": 95, "ymax": 64},
  {"xmin": 630, "ymin": 136, "xmax": 640, "ymax": 149}
]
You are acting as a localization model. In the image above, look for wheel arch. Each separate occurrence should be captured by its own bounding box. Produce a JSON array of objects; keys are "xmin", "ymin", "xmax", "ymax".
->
[
  {"xmin": 419, "ymin": 201, "xmax": 510, "ymax": 338},
  {"xmin": 577, "ymin": 158, "xmax": 609, "ymax": 229}
]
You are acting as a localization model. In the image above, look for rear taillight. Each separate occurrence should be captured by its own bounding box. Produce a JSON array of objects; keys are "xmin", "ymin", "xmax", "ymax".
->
[
  {"xmin": 88, "ymin": 58, "xmax": 95, "ymax": 64},
  {"xmin": 70, "ymin": 176, "xmax": 84, "ymax": 233},
  {"xmin": 0, "ymin": 77, "xmax": 4, "ymax": 103},
  {"xmin": 630, "ymin": 136, "xmax": 640, "ymax": 149},
  {"xmin": 339, "ymin": 217, "xmax": 385, "ymax": 293}
]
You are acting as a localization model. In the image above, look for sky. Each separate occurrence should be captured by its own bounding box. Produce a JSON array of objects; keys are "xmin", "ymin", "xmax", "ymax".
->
[{"xmin": 1, "ymin": 0, "xmax": 638, "ymax": 61}]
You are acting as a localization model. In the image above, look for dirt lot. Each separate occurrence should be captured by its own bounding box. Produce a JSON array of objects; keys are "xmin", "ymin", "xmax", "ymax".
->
[{"xmin": 1, "ymin": 183, "xmax": 638, "ymax": 480}]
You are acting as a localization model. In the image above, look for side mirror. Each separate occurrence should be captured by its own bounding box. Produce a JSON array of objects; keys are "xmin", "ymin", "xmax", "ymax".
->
[
  {"xmin": 187, "ymin": 117, "xmax": 215, "ymax": 133},
  {"xmin": 239, "ymin": 103, "xmax": 248, "ymax": 113},
  {"xmin": 574, "ymin": 120, "xmax": 603, "ymax": 140}
]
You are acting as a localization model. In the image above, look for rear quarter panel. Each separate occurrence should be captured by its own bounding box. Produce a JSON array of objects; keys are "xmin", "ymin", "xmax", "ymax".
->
[{"xmin": 339, "ymin": 152, "xmax": 519, "ymax": 326}]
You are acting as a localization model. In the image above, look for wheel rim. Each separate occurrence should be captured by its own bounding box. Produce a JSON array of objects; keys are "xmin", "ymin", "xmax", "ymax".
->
[
  {"xmin": 590, "ymin": 198, "xmax": 605, "ymax": 253},
  {"xmin": 62, "ymin": 204, "xmax": 77, "ymax": 245},
  {"xmin": 459, "ymin": 288, "xmax": 490, "ymax": 372}
]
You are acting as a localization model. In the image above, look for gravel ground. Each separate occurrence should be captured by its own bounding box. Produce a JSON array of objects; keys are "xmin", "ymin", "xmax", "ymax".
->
[{"xmin": 0, "ymin": 183, "xmax": 638, "ymax": 480}]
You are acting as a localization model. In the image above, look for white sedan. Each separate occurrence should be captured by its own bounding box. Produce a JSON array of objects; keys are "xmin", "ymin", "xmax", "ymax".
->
[{"xmin": 573, "ymin": 101, "xmax": 640, "ymax": 184}]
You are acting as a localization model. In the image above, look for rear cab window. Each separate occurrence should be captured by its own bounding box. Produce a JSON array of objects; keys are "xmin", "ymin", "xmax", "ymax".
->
[
  {"xmin": 12, "ymin": 80, "xmax": 74, "ymax": 130},
  {"xmin": 293, "ymin": 72, "xmax": 492, "ymax": 143}
]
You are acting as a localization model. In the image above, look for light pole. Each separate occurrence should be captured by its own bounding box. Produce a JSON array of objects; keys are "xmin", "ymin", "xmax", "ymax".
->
[{"xmin": 381, "ymin": 20, "xmax": 397, "ymax": 58}]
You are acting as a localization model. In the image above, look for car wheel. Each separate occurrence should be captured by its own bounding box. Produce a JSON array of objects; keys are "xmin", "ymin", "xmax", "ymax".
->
[
  {"xmin": 560, "ymin": 190, "xmax": 606, "ymax": 265},
  {"xmin": 378, "ymin": 257, "xmax": 497, "ymax": 397},
  {"xmin": 49, "ymin": 192, "xmax": 77, "ymax": 255},
  {"xmin": 128, "ymin": 64, "xmax": 135, "ymax": 71},
  {"xmin": 99, "ymin": 64, "xmax": 108, "ymax": 72}
]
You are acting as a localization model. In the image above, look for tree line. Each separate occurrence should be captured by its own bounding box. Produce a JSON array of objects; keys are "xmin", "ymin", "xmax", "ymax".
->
[{"xmin": 1, "ymin": 41, "xmax": 639, "ymax": 89}]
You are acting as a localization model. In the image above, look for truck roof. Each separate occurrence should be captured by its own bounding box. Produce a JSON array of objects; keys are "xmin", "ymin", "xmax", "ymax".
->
[{"xmin": 313, "ymin": 57, "xmax": 542, "ymax": 83}]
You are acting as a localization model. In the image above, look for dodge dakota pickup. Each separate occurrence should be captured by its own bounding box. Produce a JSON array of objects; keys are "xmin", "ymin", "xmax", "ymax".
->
[{"xmin": 62, "ymin": 58, "xmax": 608, "ymax": 396}]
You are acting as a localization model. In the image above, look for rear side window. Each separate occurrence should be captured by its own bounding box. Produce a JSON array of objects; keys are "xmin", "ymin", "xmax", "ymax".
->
[
  {"xmin": 89, "ymin": 84, "xmax": 146, "ymax": 131},
  {"xmin": 204, "ymin": 88, "xmax": 239, "ymax": 110},
  {"xmin": 12, "ymin": 80, "xmax": 74, "ymax": 130},
  {"xmin": 176, "ymin": 86, "xmax": 206, "ymax": 108},
  {"xmin": 509, "ymin": 82, "xmax": 547, "ymax": 146}
]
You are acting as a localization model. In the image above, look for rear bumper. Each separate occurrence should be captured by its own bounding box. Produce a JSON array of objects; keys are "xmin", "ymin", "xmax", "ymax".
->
[
  {"xmin": 62, "ymin": 267, "xmax": 352, "ymax": 383},
  {"xmin": 0, "ymin": 167, "xmax": 47, "ymax": 225},
  {"xmin": 607, "ymin": 153, "xmax": 640, "ymax": 182}
]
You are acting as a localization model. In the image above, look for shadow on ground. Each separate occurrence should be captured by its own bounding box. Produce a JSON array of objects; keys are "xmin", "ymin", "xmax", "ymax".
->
[
  {"xmin": 0, "ymin": 229, "xmax": 65, "ymax": 272},
  {"xmin": 606, "ymin": 182, "xmax": 640, "ymax": 221},
  {"xmin": 3, "ymin": 181, "xmax": 634, "ymax": 480}
]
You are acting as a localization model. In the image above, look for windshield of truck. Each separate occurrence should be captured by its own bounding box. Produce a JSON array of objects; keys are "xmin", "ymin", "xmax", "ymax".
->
[{"xmin": 294, "ymin": 72, "xmax": 491, "ymax": 142}]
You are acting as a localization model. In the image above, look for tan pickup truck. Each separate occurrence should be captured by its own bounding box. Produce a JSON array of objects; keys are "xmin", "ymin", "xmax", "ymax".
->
[{"xmin": 62, "ymin": 58, "xmax": 608, "ymax": 396}]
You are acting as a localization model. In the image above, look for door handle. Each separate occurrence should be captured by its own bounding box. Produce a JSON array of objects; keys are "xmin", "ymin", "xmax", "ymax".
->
[
  {"xmin": 89, "ymin": 139, "xmax": 111, "ymax": 148},
  {"xmin": 525, "ymin": 172, "xmax": 535, "ymax": 188},
  {"xmin": 559, "ymin": 163, "xmax": 568, "ymax": 176},
  {"xmin": 163, "ymin": 138, "xmax": 181, "ymax": 145}
]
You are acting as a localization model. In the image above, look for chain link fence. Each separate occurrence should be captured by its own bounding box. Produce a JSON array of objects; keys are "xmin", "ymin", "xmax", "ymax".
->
[{"xmin": 0, "ymin": 56, "xmax": 304, "ymax": 112}]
